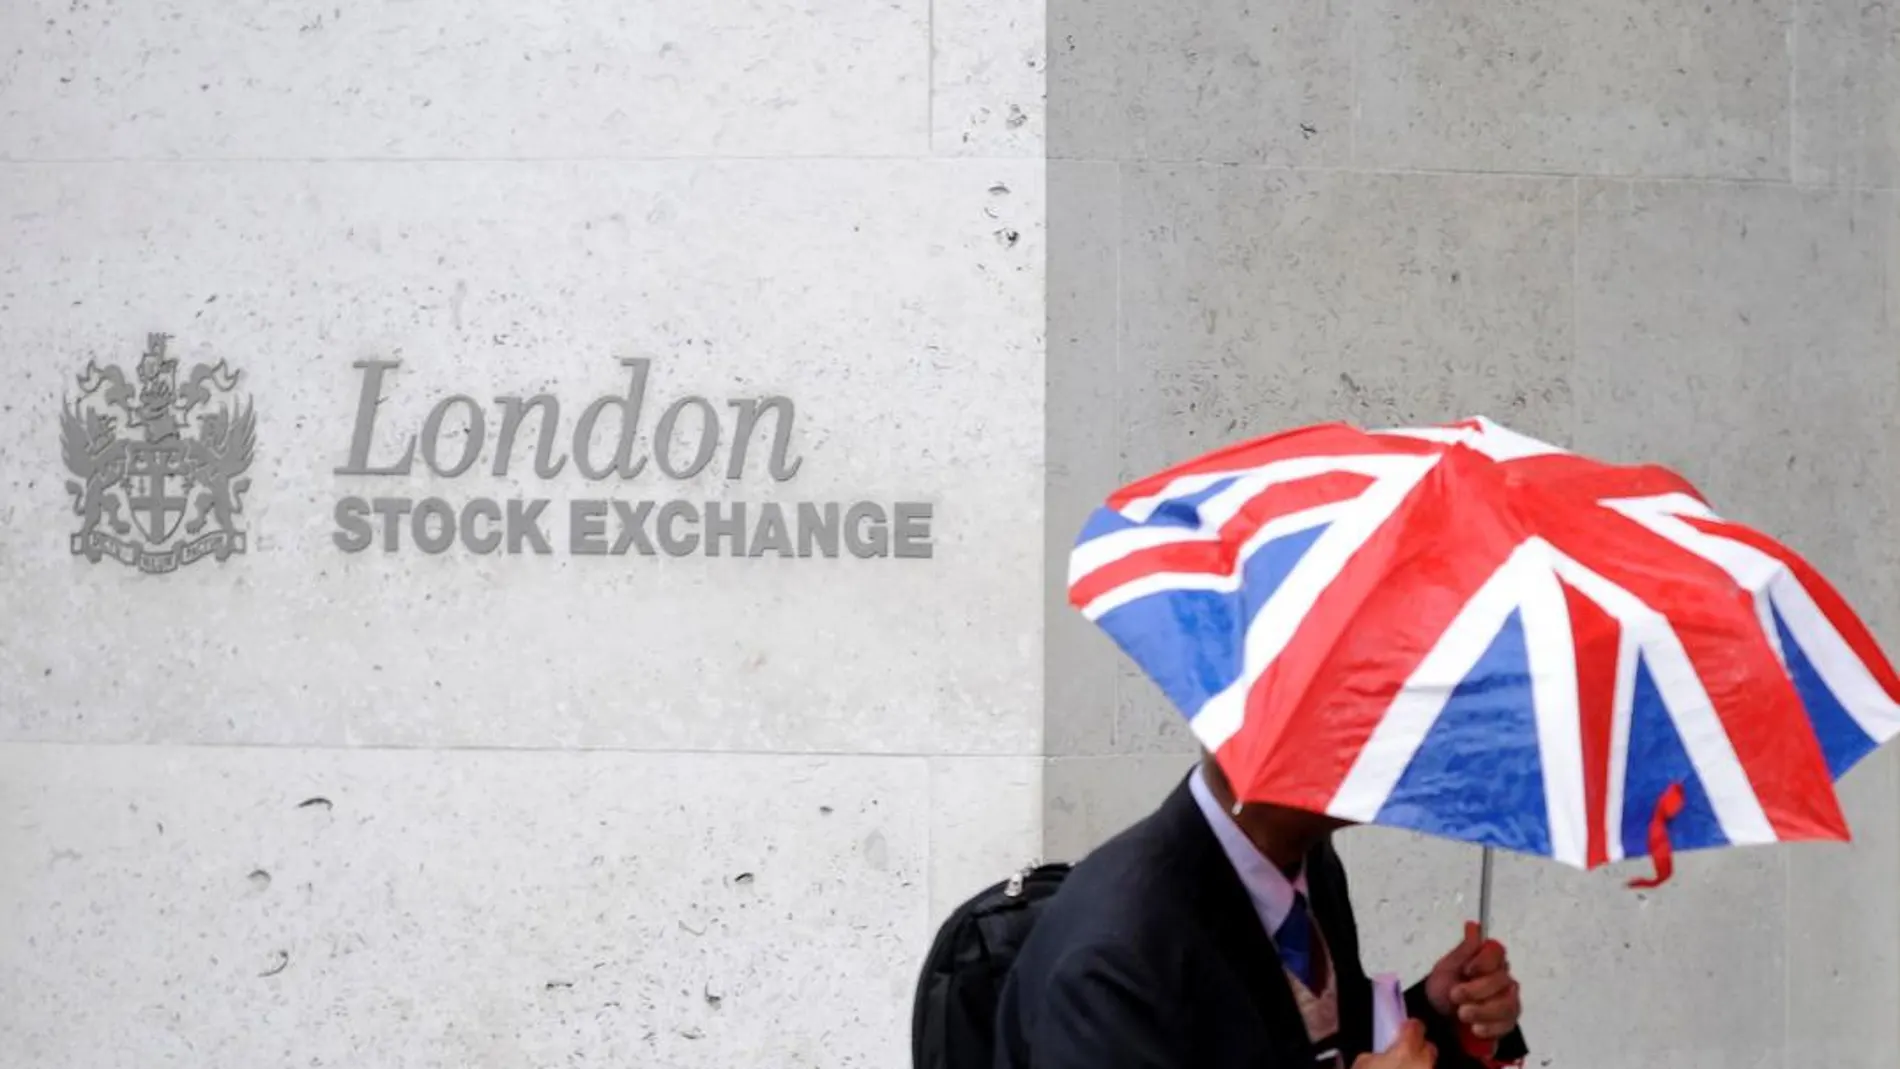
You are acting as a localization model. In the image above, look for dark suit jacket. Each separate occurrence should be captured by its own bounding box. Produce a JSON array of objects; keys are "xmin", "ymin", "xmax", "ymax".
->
[{"xmin": 994, "ymin": 778, "xmax": 1528, "ymax": 1069}]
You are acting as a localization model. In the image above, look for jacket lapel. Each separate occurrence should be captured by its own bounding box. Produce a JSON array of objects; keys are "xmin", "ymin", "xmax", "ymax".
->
[{"xmin": 1154, "ymin": 781, "xmax": 1318, "ymax": 1065}]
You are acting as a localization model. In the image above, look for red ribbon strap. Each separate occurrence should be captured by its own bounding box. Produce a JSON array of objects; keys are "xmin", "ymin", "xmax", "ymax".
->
[{"xmin": 1627, "ymin": 782, "xmax": 1687, "ymax": 890}]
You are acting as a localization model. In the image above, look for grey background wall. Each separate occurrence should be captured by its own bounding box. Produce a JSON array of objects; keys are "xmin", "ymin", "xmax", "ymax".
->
[
  {"xmin": 1, "ymin": 0, "xmax": 1896, "ymax": 1066},
  {"xmin": 0, "ymin": 2, "xmax": 1044, "ymax": 1066},
  {"xmin": 1046, "ymin": 1, "xmax": 1900, "ymax": 1067}
]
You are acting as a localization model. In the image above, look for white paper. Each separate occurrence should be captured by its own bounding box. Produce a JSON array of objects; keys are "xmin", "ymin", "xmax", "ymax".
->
[{"xmin": 1369, "ymin": 972, "xmax": 1408, "ymax": 1053}]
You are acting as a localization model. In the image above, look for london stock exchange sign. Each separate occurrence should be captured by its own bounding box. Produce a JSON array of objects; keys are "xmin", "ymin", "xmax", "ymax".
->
[
  {"xmin": 63, "ymin": 333, "xmax": 254, "ymax": 574},
  {"xmin": 331, "ymin": 359, "xmax": 934, "ymax": 560}
]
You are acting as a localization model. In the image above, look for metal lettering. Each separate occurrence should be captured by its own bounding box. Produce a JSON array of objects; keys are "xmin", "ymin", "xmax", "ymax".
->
[
  {"xmin": 657, "ymin": 500, "xmax": 698, "ymax": 556},
  {"xmin": 371, "ymin": 497, "xmax": 413, "ymax": 552},
  {"xmin": 845, "ymin": 501, "xmax": 888, "ymax": 558},
  {"xmin": 570, "ymin": 499, "xmax": 609, "ymax": 555},
  {"xmin": 333, "ymin": 496, "xmax": 373, "ymax": 552},
  {"xmin": 612, "ymin": 500, "xmax": 656, "ymax": 556},
  {"xmin": 893, "ymin": 502, "xmax": 933, "ymax": 559},
  {"xmin": 463, "ymin": 498, "xmax": 502, "ymax": 554},
  {"xmin": 726, "ymin": 396, "xmax": 803, "ymax": 481},
  {"xmin": 575, "ymin": 358, "xmax": 651, "ymax": 480},
  {"xmin": 420, "ymin": 395, "xmax": 484, "ymax": 477},
  {"xmin": 336, "ymin": 360, "xmax": 416, "ymax": 475},
  {"xmin": 704, "ymin": 502, "xmax": 745, "ymax": 557},
  {"xmin": 413, "ymin": 497, "xmax": 456, "ymax": 554},
  {"xmin": 493, "ymin": 394, "xmax": 567, "ymax": 477},
  {"xmin": 507, "ymin": 499, "xmax": 552, "ymax": 554},
  {"xmin": 655, "ymin": 397, "xmax": 719, "ymax": 479},
  {"xmin": 321, "ymin": 359, "xmax": 921, "ymax": 566},
  {"xmin": 797, "ymin": 501, "xmax": 840, "ymax": 558},
  {"xmin": 749, "ymin": 502, "xmax": 794, "ymax": 557}
]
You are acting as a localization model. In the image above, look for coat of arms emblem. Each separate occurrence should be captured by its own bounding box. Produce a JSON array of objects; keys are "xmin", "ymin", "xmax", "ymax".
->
[{"xmin": 62, "ymin": 332, "xmax": 255, "ymax": 573}]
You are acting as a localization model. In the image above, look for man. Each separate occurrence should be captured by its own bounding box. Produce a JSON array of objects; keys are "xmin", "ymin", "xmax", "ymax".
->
[{"xmin": 994, "ymin": 753, "xmax": 1527, "ymax": 1068}]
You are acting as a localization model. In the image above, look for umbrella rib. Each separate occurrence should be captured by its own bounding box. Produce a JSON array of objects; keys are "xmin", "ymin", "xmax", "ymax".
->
[{"xmin": 1187, "ymin": 456, "xmax": 1437, "ymax": 755}]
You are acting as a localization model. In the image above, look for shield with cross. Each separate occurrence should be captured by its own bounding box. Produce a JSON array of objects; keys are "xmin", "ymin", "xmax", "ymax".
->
[{"xmin": 124, "ymin": 440, "xmax": 191, "ymax": 545}]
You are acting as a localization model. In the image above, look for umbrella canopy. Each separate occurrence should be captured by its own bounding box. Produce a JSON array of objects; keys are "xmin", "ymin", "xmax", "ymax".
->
[{"xmin": 1069, "ymin": 417, "xmax": 1900, "ymax": 878}]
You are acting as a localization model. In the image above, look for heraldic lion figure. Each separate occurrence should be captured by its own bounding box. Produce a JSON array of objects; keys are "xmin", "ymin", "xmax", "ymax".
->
[
  {"xmin": 61, "ymin": 400, "xmax": 131, "ymax": 537},
  {"xmin": 184, "ymin": 401, "xmax": 255, "ymax": 536}
]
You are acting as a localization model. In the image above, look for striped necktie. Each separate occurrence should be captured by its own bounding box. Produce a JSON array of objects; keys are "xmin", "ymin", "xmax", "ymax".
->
[{"xmin": 1275, "ymin": 890, "xmax": 1321, "ymax": 990}]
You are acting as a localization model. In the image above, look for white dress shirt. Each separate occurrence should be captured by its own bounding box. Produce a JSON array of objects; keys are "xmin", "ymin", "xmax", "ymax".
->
[
  {"xmin": 1188, "ymin": 765, "xmax": 1409, "ymax": 1054},
  {"xmin": 1187, "ymin": 764, "xmax": 1308, "ymax": 935}
]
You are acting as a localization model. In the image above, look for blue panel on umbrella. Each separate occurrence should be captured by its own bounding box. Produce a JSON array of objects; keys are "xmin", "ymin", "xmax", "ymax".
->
[
  {"xmin": 1773, "ymin": 607, "xmax": 1878, "ymax": 780},
  {"xmin": 1076, "ymin": 477, "xmax": 1241, "ymax": 541},
  {"xmin": 1096, "ymin": 521, "xmax": 1328, "ymax": 719},
  {"xmin": 1374, "ymin": 608, "xmax": 1553, "ymax": 857},
  {"xmin": 1620, "ymin": 656, "xmax": 1729, "ymax": 856}
]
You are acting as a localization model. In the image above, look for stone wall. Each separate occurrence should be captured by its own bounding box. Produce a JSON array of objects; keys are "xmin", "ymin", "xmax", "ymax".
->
[
  {"xmin": 0, "ymin": 1, "xmax": 1044, "ymax": 1065},
  {"xmin": 4, "ymin": 0, "xmax": 1897, "ymax": 1065},
  {"xmin": 1044, "ymin": 2, "xmax": 1900, "ymax": 1066}
]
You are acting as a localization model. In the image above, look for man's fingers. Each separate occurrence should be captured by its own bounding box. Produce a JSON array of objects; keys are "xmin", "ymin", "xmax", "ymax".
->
[
  {"xmin": 1456, "ymin": 921, "xmax": 1482, "ymax": 954},
  {"xmin": 1450, "ymin": 969, "xmax": 1512, "ymax": 1006},
  {"xmin": 1454, "ymin": 980, "xmax": 1521, "ymax": 1036},
  {"xmin": 1393, "ymin": 1018, "xmax": 1428, "ymax": 1051},
  {"xmin": 1440, "ymin": 921, "xmax": 1485, "ymax": 971},
  {"xmin": 1459, "ymin": 939, "xmax": 1507, "ymax": 979},
  {"xmin": 1470, "ymin": 1006, "xmax": 1520, "ymax": 1040},
  {"xmin": 1456, "ymin": 992, "xmax": 1518, "ymax": 1025}
]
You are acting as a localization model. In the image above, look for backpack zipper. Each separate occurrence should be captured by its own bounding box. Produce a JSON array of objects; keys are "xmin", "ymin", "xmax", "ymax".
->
[{"xmin": 1003, "ymin": 863, "xmax": 1040, "ymax": 898}]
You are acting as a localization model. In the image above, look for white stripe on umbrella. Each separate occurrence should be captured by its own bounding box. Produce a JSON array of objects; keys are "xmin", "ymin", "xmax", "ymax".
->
[
  {"xmin": 1377, "ymin": 418, "xmax": 1570, "ymax": 461},
  {"xmin": 1075, "ymin": 501, "xmax": 1354, "ymax": 621},
  {"xmin": 1518, "ymin": 544, "xmax": 1590, "ymax": 869},
  {"xmin": 1769, "ymin": 573, "xmax": 1900, "ymax": 742},
  {"xmin": 1326, "ymin": 547, "xmax": 1527, "ymax": 825},
  {"xmin": 1604, "ymin": 620, "xmax": 1642, "ymax": 863},
  {"xmin": 1325, "ymin": 543, "xmax": 1590, "ymax": 868},
  {"xmin": 1069, "ymin": 452, "xmax": 1427, "ymax": 583},
  {"xmin": 1610, "ymin": 493, "xmax": 1900, "ymax": 747},
  {"xmin": 1551, "ymin": 551, "xmax": 1778, "ymax": 848},
  {"xmin": 1189, "ymin": 455, "xmax": 1438, "ymax": 753},
  {"xmin": 1605, "ymin": 493, "xmax": 1787, "ymax": 669}
]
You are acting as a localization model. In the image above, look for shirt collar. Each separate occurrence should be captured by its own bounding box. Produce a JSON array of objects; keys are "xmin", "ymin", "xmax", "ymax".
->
[{"xmin": 1189, "ymin": 765, "xmax": 1307, "ymax": 934}]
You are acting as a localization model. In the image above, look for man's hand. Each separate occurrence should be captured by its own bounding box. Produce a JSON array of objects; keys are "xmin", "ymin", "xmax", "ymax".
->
[
  {"xmin": 1353, "ymin": 1019, "xmax": 1436, "ymax": 1069},
  {"xmin": 1424, "ymin": 922, "xmax": 1522, "ymax": 1042}
]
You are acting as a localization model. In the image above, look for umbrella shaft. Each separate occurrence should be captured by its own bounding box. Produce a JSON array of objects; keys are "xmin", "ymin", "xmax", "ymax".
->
[{"xmin": 1477, "ymin": 847, "xmax": 1494, "ymax": 937}]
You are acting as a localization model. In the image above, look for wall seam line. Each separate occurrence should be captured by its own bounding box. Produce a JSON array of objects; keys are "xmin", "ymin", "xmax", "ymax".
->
[
  {"xmin": 0, "ymin": 739, "xmax": 1046, "ymax": 759},
  {"xmin": 926, "ymin": 0, "xmax": 937, "ymax": 156},
  {"xmin": 1109, "ymin": 158, "xmax": 1125, "ymax": 749},
  {"xmin": 1787, "ymin": 0, "xmax": 1801, "ymax": 185}
]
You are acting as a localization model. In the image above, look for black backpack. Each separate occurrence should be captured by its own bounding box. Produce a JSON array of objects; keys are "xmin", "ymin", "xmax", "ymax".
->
[{"xmin": 911, "ymin": 861, "xmax": 1072, "ymax": 1069}]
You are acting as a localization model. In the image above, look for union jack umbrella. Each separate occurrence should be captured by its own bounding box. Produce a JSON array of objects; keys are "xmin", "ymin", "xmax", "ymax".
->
[{"xmin": 1068, "ymin": 417, "xmax": 1900, "ymax": 890}]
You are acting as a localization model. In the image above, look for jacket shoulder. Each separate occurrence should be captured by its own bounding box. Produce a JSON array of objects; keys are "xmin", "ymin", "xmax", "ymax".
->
[{"xmin": 1020, "ymin": 801, "xmax": 1207, "ymax": 969}]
